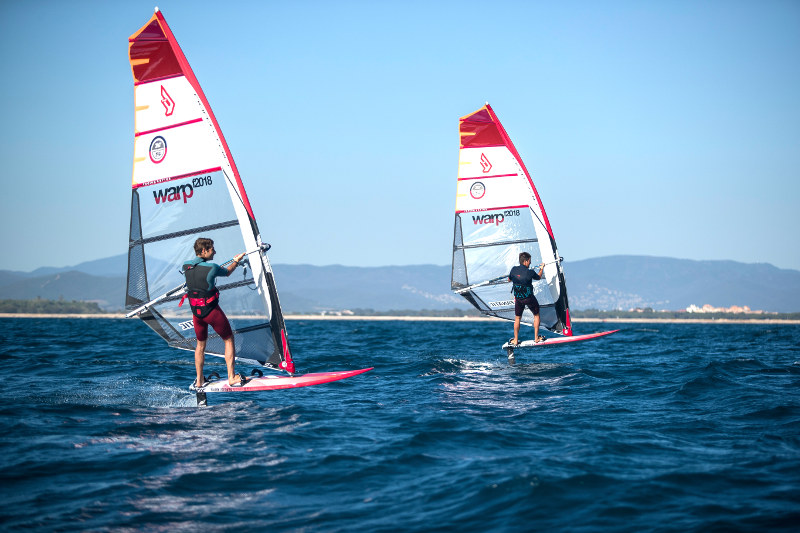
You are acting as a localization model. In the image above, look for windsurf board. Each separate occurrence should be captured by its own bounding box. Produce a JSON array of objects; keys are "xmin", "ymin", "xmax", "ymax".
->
[
  {"xmin": 502, "ymin": 329, "xmax": 619, "ymax": 350},
  {"xmin": 196, "ymin": 367, "xmax": 373, "ymax": 393}
]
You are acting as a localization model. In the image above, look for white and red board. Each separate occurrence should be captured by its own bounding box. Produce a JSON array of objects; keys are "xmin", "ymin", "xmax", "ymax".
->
[
  {"xmin": 198, "ymin": 368, "xmax": 373, "ymax": 392},
  {"xmin": 502, "ymin": 330, "xmax": 619, "ymax": 349}
]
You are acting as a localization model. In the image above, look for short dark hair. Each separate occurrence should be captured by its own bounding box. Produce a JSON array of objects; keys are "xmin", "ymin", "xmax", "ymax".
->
[
  {"xmin": 194, "ymin": 238, "xmax": 214, "ymax": 255},
  {"xmin": 519, "ymin": 252, "xmax": 531, "ymax": 264}
]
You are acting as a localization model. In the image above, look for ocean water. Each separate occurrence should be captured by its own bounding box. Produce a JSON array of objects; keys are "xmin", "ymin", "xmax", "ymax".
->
[{"xmin": 0, "ymin": 317, "xmax": 798, "ymax": 532}]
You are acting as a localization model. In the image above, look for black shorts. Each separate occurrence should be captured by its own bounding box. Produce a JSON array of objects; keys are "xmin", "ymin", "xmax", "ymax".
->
[{"xmin": 514, "ymin": 296, "xmax": 540, "ymax": 317}]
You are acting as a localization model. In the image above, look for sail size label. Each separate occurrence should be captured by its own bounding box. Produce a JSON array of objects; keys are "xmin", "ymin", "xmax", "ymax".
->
[{"xmin": 489, "ymin": 300, "xmax": 514, "ymax": 308}]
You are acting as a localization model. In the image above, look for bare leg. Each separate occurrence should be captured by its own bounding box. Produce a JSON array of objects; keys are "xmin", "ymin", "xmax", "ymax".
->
[
  {"xmin": 195, "ymin": 339, "xmax": 207, "ymax": 385},
  {"xmin": 224, "ymin": 335, "xmax": 238, "ymax": 384},
  {"xmin": 533, "ymin": 313, "xmax": 542, "ymax": 341},
  {"xmin": 512, "ymin": 315, "xmax": 522, "ymax": 344}
]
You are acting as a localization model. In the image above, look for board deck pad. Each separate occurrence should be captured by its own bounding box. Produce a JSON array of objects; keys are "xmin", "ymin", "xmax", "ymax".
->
[
  {"xmin": 196, "ymin": 367, "xmax": 373, "ymax": 393},
  {"xmin": 502, "ymin": 329, "xmax": 619, "ymax": 349}
]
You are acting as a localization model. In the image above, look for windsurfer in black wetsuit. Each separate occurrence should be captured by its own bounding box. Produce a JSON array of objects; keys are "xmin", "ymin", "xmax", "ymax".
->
[
  {"xmin": 183, "ymin": 237, "xmax": 246, "ymax": 389},
  {"xmin": 508, "ymin": 252, "xmax": 545, "ymax": 346}
]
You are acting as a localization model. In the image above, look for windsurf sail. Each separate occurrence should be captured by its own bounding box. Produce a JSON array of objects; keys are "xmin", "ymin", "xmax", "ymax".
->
[
  {"xmin": 451, "ymin": 104, "xmax": 572, "ymax": 336},
  {"xmin": 125, "ymin": 8, "xmax": 295, "ymax": 373}
]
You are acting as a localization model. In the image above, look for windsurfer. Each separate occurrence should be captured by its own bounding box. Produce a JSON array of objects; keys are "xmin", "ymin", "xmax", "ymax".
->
[
  {"xmin": 183, "ymin": 238, "xmax": 247, "ymax": 388},
  {"xmin": 508, "ymin": 252, "xmax": 545, "ymax": 346}
]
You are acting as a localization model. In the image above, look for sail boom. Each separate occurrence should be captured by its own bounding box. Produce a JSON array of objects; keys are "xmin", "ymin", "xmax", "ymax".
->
[{"xmin": 125, "ymin": 281, "xmax": 186, "ymax": 317}]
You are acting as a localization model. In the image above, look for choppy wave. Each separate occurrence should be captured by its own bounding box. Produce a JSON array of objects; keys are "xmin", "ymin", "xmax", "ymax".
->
[{"xmin": 0, "ymin": 318, "xmax": 798, "ymax": 531}]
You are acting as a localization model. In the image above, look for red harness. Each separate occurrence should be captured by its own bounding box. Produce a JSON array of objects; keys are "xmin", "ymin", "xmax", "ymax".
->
[{"xmin": 179, "ymin": 289, "xmax": 219, "ymax": 319}]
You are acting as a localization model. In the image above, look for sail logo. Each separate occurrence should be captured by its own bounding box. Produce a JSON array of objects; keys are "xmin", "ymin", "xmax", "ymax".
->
[
  {"xmin": 470, "ymin": 181, "xmax": 486, "ymax": 199},
  {"xmin": 149, "ymin": 136, "xmax": 167, "ymax": 164},
  {"xmin": 489, "ymin": 300, "xmax": 514, "ymax": 308},
  {"xmin": 178, "ymin": 320, "xmax": 193, "ymax": 331},
  {"xmin": 153, "ymin": 183, "xmax": 193, "ymax": 204},
  {"xmin": 160, "ymin": 85, "xmax": 175, "ymax": 116},
  {"xmin": 480, "ymin": 153, "xmax": 492, "ymax": 173},
  {"xmin": 472, "ymin": 213, "xmax": 505, "ymax": 226}
]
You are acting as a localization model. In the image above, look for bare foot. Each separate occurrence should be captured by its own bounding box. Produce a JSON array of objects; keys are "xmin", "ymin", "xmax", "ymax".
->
[{"xmin": 228, "ymin": 373, "xmax": 246, "ymax": 386}]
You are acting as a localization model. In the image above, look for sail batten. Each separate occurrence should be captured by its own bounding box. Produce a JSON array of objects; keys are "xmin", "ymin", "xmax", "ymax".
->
[
  {"xmin": 125, "ymin": 9, "xmax": 295, "ymax": 373},
  {"xmin": 451, "ymin": 104, "xmax": 573, "ymax": 337},
  {"xmin": 129, "ymin": 220, "xmax": 240, "ymax": 248},
  {"xmin": 132, "ymin": 166, "xmax": 223, "ymax": 189},
  {"xmin": 135, "ymin": 118, "xmax": 204, "ymax": 137},
  {"xmin": 456, "ymin": 238, "xmax": 539, "ymax": 251}
]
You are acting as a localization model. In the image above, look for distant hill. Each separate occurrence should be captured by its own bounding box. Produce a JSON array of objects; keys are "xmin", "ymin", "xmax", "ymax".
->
[
  {"xmin": 26, "ymin": 255, "xmax": 130, "ymax": 278},
  {"xmin": 273, "ymin": 264, "xmax": 465, "ymax": 312},
  {"xmin": 565, "ymin": 256, "xmax": 800, "ymax": 313},
  {"xmin": 1, "ymin": 255, "xmax": 799, "ymax": 312},
  {"xmin": 21, "ymin": 255, "xmax": 170, "ymax": 278},
  {"xmin": 0, "ymin": 271, "xmax": 125, "ymax": 310}
]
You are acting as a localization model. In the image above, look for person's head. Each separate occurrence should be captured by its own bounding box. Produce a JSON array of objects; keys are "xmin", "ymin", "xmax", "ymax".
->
[
  {"xmin": 194, "ymin": 237, "xmax": 215, "ymax": 256},
  {"xmin": 519, "ymin": 252, "xmax": 532, "ymax": 265}
]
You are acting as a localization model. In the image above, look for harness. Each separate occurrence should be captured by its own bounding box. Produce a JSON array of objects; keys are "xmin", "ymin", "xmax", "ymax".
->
[
  {"xmin": 510, "ymin": 266, "xmax": 535, "ymax": 299},
  {"xmin": 512, "ymin": 283, "xmax": 533, "ymax": 299},
  {"xmin": 180, "ymin": 262, "xmax": 220, "ymax": 319}
]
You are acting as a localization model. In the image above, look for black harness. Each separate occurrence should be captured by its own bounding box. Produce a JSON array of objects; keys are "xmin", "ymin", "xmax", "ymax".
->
[
  {"xmin": 181, "ymin": 263, "xmax": 220, "ymax": 319},
  {"xmin": 512, "ymin": 283, "xmax": 533, "ymax": 299}
]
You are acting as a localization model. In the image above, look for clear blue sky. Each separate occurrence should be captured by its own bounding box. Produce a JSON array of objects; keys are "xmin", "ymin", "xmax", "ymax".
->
[{"xmin": 1, "ymin": 0, "xmax": 798, "ymax": 272}]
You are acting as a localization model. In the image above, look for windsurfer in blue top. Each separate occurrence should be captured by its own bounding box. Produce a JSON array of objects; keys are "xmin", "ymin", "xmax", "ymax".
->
[
  {"xmin": 183, "ymin": 237, "xmax": 246, "ymax": 389},
  {"xmin": 508, "ymin": 252, "xmax": 546, "ymax": 346}
]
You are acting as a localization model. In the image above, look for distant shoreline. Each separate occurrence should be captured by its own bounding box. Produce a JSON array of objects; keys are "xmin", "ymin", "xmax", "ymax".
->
[{"xmin": 1, "ymin": 313, "xmax": 798, "ymax": 325}]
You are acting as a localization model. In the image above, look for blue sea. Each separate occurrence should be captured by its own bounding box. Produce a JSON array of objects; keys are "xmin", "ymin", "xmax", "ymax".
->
[{"xmin": 1, "ymin": 318, "xmax": 798, "ymax": 531}]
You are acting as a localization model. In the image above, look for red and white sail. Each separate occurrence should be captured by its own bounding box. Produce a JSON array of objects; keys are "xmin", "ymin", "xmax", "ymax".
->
[
  {"xmin": 125, "ymin": 9, "xmax": 295, "ymax": 372},
  {"xmin": 451, "ymin": 104, "xmax": 572, "ymax": 336}
]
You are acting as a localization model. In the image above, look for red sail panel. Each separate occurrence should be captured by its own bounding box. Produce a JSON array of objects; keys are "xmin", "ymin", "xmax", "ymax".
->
[
  {"xmin": 459, "ymin": 107, "xmax": 505, "ymax": 148},
  {"xmin": 128, "ymin": 17, "xmax": 181, "ymax": 83}
]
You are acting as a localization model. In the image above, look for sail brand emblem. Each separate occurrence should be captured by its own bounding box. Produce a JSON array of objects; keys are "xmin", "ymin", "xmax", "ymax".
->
[
  {"xmin": 472, "ymin": 213, "xmax": 504, "ymax": 225},
  {"xmin": 160, "ymin": 85, "xmax": 175, "ymax": 116},
  {"xmin": 470, "ymin": 182, "xmax": 486, "ymax": 199},
  {"xmin": 149, "ymin": 136, "xmax": 167, "ymax": 164},
  {"xmin": 178, "ymin": 320, "xmax": 193, "ymax": 331},
  {"xmin": 480, "ymin": 153, "xmax": 492, "ymax": 173},
  {"xmin": 153, "ymin": 183, "xmax": 193, "ymax": 204}
]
